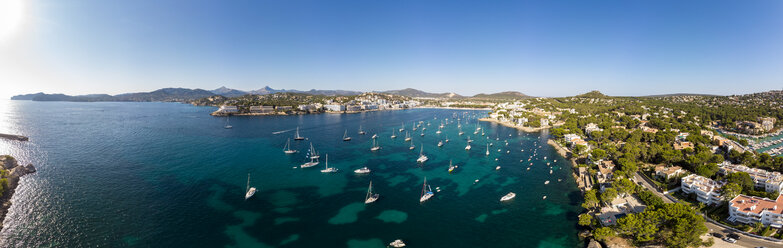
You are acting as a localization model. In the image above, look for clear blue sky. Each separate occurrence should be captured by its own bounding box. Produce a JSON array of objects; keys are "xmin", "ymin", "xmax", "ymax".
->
[{"xmin": 1, "ymin": 0, "xmax": 781, "ymax": 98}]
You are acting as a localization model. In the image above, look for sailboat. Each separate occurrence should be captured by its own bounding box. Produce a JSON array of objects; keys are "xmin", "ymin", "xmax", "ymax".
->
[
  {"xmin": 372, "ymin": 133, "xmax": 378, "ymax": 139},
  {"xmin": 391, "ymin": 129, "xmax": 397, "ymax": 139},
  {"xmin": 416, "ymin": 145, "xmax": 428, "ymax": 163},
  {"xmin": 436, "ymin": 127, "xmax": 442, "ymax": 134},
  {"xmin": 445, "ymin": 135, "xmax": 449, "ymax": 143},
  {"xmin": 343, "ymin": 130, "xmax": 352, "ymax": 141},
  {"xmin": 419, "ymin": 177, "xmax": 434, "ymax": 202},
  {"xmin": 409, "ymin": 140, "xmax": 415, "ymax": 150},
  {"xmin": 399, "ymin": 122, "xmax": 405, "ymax": 132},
  {"xmin": 458, "ymin": 126, "xmax": 464, "ymax": 136},
  {"xmin": 465, "ymin": 143, "xmax": 471, "ymax": 150},
  {"xmin": 370, "ymin": 138, "xmax": 381, "ymax": 151},
  {"xmin": 420, "ymin": 129, "xmax": 425, "ymax": 137},
  {"xmin": 283, "ymin": 139, "xmax": 297, "ymax": 154},
  {"xmin": 294, "ymin": 126, "xmax": 305, "ymax": 140},
  {"xmin": 448, "ymin": 160, "xmax": 456, "ymax": 173},
  {"xmin": 437, "ymin": 140, "xmax": 443, "ymax": 147},
  {"xmin": 301, "ymin": 144, "xmax": 319, "ymax": 168},
  {"xmin": 486, "ymin": 144, "xmax": 490, "ymax": 156},
  {"xmin": 365, "ymin": 181, "xmax": 379, "ymax": 204},
  {"xmin": 309, "ymin": 143, "xmax": 320, "ymax": 159},
  {"xmin": 321, "ymin": 154, "xmax": 338, "ymax": 173},
  {"xmin": 358, "ymin": 125, "xmax": 366, "ymax": 135},
  {"xmin": 245, "ymin": 173, "xmax": 257, "ymax": 200},
  {"xmin": 404, "ymin": 131, "xmax": 412, "ymax": 141}
]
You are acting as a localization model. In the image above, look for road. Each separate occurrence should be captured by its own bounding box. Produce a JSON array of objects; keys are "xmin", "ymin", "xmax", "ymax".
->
[{"xmin": 633, "ymin": 172, "xmax": 781, "ymax": 248}]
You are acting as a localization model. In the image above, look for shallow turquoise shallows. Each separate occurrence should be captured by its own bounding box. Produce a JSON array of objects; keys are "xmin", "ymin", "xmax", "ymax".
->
[{"xmin": 0, "ymin": 101, "xmax": 583, "ymax": 247}]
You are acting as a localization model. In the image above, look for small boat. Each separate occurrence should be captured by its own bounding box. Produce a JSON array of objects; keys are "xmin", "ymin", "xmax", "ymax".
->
[
  {"xmin": 224, "ymin": 117, "xmax": 232, "ymax": 129},
  {"xmin": 419, "ymin": 177, "xmax": 435, "ymax": 202},
  {"xmin": 343, "ymin": 130, "xmax": 352, "ymax": 141},
  {"xmin": 321, "ymin": 154, "xmax": 338, "ymax": 173},
  {"xmin": 550, "ymin": 169, "xmax": 553, "ymax": 174},
  {"xmin": 390, "ymin": 239, "xmax": 406, "ymax": 247},
  {"xmin": 294, "ymin": 126, "xmax": 305, "ymax": 140},
  {"xmin": 448, "ymin": 160, "xmax": 455, "ymax": 173},
  {"xmin": 365, "ymin": 181, "xmax": 379, "ymax": 204},
  {"xmin": 391, "ymin": 129, "xmax": 397, "ymax": 139},
  {"xmin": 500, "ymin": 192, "xmax": 516, "ymax": 201},
  {"xmin": 465, "ymin": 144, "xmax": 471, "ymax": 150},
  {"xmin": 438, "ymin": 140, "xmax": 444, "ymax": 147},
  {"xmin": 283, "ymin": 139, "xmax": 297, "ymax": 154},
  {"xmin": 404, "ymin": 131, "xmax": 412, "ymax": 141},
  {"xmin": 358, "ymin": 125, "xmax": 366, "ymax": 135},
  {"xmin": 554, "ymin": 160, "xmax": 557, "ymax": 162},
  {"xmin": 399, "ymin": 122, "xmax": 405, "ymax": 132},
  {"xmin": 370, "ymin": 139, "xmax": 381, "ymax": 151},
  {"xmin": 420, "ymin": 130, "xmax": 425, "ymax": 137},
  {"xmin": 467, "ymin": 137, "xmax": 473, "ymax": 143},
  {"xmin": 245, "ymin": 173, "xmax": 257, "ymax": 200},
  {"xmin": 355, "ymin": 166, "xmax": 371, "ymax": 174},
  {"xmin": 506, "ymin": 150, "xmax": 510, "ymax": 154},
  {"xmin": 445, "ymin": 136, "xmax": 449, "ymax": 143},
  {"xmin": 371, "ymin": 134, "xmax": 378, "ymax": 139},
  {"xmin": 497, "ymin": 149, "xmax": 501, "ymax": 152},
  {"xmin": 417, "ymin": 145, "xmax": 428, "ymax": 163},
  {"xmin": 543, "ymin": 196, "xmax": 547, "ymax": 200},
  {"xmin": 409, "ymin": 141, "xmax": 415, "ymax": 150},
  {"xmin": 544, "ymin": 180, "xmax": 550, "ymax": 185},
  {"xmin": 527, "ymin": 167, "xmax": 530, "ymax": 170}
]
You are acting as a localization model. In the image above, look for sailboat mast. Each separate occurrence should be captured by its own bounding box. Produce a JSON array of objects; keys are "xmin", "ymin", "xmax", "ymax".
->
[
  {"xmin": 421, "ymin": 177, "xmax": 427, "ymax": 198},
  {"xmin": 246, "ymin": 173, "xmax": 250, "ymax": 192},
  {"xmin": 366, "ymin": 181, "xmax": 372, "ymax": 201}
]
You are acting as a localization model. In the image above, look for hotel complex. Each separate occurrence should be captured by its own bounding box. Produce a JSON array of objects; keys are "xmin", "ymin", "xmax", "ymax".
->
[
  {"xmin": 728, "ymin": 195, "xmax": 783, "ymax": 228},
  {"xmin": 681, "ymin": 174, "xmax": 724, "ymax": 205},
  {"xmin": 719, "ymin": 162, "xmax": 783, "ymax": 193}
]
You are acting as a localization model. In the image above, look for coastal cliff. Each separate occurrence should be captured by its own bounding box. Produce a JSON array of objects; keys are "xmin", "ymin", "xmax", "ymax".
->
[{"xmin": 0, "ymin": 155, "xmax": 36, "ymax": 230}]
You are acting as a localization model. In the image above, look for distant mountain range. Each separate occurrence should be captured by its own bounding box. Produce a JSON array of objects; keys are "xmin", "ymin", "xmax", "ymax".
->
[
  {"xmin": 11, "ymin": 88, "xmax": 215, "ymax": 102},
  {"xmin": 471, "ymin": 91, "xmax": 530, "ymax": 100},
  {"xmin": 211, "ymin": 86, "xmax": 362, "ymax": 97},
  {"xmin": 377, "ymin": 88, "xmax": 463, "ymax": 98}
]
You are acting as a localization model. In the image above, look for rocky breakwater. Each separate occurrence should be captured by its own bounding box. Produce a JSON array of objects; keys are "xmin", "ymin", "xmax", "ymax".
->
[{"xmin": 0, "ymin": 155, "xmax": 36, "ymax": 230}]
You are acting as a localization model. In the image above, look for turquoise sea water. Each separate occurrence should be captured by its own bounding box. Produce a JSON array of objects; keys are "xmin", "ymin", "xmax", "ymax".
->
[{"xmin": 0, "ymin": 101, "xmax": 582, "ymax": 247}]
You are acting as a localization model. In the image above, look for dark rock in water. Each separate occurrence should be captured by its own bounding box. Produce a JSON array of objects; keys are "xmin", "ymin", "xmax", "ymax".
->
[{"xmin": 0, "ymin": 133, "xmax": 28, "ymax": 141}]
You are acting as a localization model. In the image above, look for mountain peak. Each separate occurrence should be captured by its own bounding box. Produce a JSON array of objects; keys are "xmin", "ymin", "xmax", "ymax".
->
[{"xmin": 575, "ymin": 90, "xmax": 607, "ymax": 98}]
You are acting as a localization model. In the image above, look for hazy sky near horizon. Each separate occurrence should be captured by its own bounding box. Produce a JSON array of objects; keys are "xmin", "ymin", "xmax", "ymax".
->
[{"xmin": 1, "ymin": 0, "xmax": 782, "ymax": 99}]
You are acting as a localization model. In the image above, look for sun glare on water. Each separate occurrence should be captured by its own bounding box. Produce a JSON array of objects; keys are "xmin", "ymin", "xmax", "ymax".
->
[{"xmin": 0, "ymin": 0, "xmax": 25, "ymax": 42}]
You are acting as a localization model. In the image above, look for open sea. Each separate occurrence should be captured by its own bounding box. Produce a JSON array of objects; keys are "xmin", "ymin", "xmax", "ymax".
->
[{"xmin": 0, "ymin": 100, "xmax": 583, "ymax": 248}]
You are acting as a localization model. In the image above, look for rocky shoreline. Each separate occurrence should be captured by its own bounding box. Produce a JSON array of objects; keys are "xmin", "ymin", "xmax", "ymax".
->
[
  {"xmin": 0, "ymin": 155, "xmax": 36, "ymax": 231},
  {"xmin": 0, "ymin": 133, "xmax": 28, "ymax": 141}
]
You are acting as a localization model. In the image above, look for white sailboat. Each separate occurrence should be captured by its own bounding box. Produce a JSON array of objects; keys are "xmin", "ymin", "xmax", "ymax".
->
[
  {"xmin": 404, "ymin": 131, "xmax": 411, "ymax": 141},
  {"xmin": 245, "ymin": 173, "xmax": 257, "ymax": 200},
  {"xmin": 372, "ymin": 133, "xmax": 378, "ymax": 139},
  {"xmin": 486, "ymin": 144, "xmax": 490, "ymax": 156},
  {"xmin": 458, "ymin": 126, "xmax": 464, "ymax": 136},
  {"xmin": 465, "ymin": 143, "xmax": 471, "ymax": 150},
  {"xmin": 409, "ymin": 141, "xmax": 415, "ymax": 150},
  {"xmin": 370, "ymin": 138, "xmax": 381, "ymax": 151},
  {"xmin": 300, "ymin": 144, "xmax": 320, "ymax": 168},
  {"xmin": 294, "ymin": 126, "xmax": 305, "ymax": 140},
  {"xmin": 391, "ymin": 129, "xmax": 397, "ymax": 139},
  {"xmin": 420, "ymin": 129, "xmax": 425, "ymax": 137},
  {"xmin": 437, "ymin": 140, "xmax": 443, "ymax": 147},
  {"xmin": 283, "ymin": 139, "xmax": 297, "ymax": 154},
  {"xmin": 321, "ymin": 154, "xmax": 338, "ymax": 173},
  {"xmin": 365, "ymin": 181, "xmax": 379, "ymax": 204},
  {"xmin": 448, "ymin": 160, "xmax": 456, "ymax": 173},
  {"xmin": 419, "ymin": 177, "xmax": 434, "ymax": 202},
  {"xmin": 358, "ymin": 125, "xmax": 366, "ymax": 135},
  {"xmin": 445, "ymin": 136, "xmax": 449, "ymax": 143},
  {"xmin": 399, "ymin": 122, "xmax": 405, "ymax": 132},
  {"xmin": 416, "ymin": 145, "xmax": 428, "ymax": 163},
  {"xmin": 224, "ymin": 116, "xmax": 232, "ymax": 129},
  {"xmin": 309, "ymin": 143, "xmax": 320, "ymax": 159},
  {"xmin": 343, "ymin": 129, "xmax": 352, "ymax": 141}
]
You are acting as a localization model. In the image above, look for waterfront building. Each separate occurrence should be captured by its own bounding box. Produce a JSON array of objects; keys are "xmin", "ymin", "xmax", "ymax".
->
[
  {"xmin": 728, "ymin": 194, "xmax": 783, "ymax": 228},
  {"xmin": 597, "ymin": 160, "xmax": 615, "ymax": 184},
  {"xmin": 217, "ymin": 105, "xmax": 238, "ymax": 114},
  {"xmin": 324, "ymin": 104, "xmax": 346, "ymax": 112},
  {"xmin": 275, "ymin": 106, "xmax": 293, "ymax": 112},
  {"xmin": 718, "ymin": 162, "xmax": 783, "ymax": 193},
  {"xmin": 681, "ymin": 174, "xmax": 724, "ymax": 205},
  {"xmin": 250, "ymin": 106, "xmax": 274, "ymax": 114},
  {"xmin": 760, "ymin": 117, "xmax": 776, "ymax": 132},
  {"xmin": 540, "ymin": 118, "xmax": 549, "ymax": 127}
]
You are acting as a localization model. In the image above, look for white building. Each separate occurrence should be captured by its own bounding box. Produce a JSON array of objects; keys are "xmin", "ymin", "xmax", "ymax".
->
[
  {"xmin": 681, "ymin": 174, "xmax": 724, "ymax": 205},
  {"xmin": 719, "ymin": 162, "xmax": 783, "ymax": 193},
  {"xmin": 217, "ymin": 105, "xmax": 238, "ymax": 113},
  {"xmin": 585, "ymin": 123, "xmax": 603, "ymax": 134},
  {"xmin": 324, "ymin": 104, "xmax": 345, "ymax": 112},
  {"xmin": 728, "ymin": 194, "xmax": 783, "ymax": 228},
  {"xmin": 563, "ymin": 134, "xmax": 581, "ymax": 144}
]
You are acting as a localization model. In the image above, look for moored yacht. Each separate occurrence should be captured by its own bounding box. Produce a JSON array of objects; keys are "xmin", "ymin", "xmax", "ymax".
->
[
  {"xmin": 354, "ymin": 166, "xmax": 371, "ymax": 174},
  {"xmin": 294, "ymin": 126, "xmax": 305, "ymax": 140},
  {"xmin": 343, "ymin": 130, "xmax": 352, "ymax": 141},
  {"xmin": 419, "ymin": 177, "xmax": 434, "ymax": 202},
  {"xmin": 500, "ymin": 192, "xmax": 516, "ymax": 201},
  {"xmin": 416, "ymin": 145, "xmax": 428, "ymax": 163},
  {"xmin": 321, "ymin": 154, "xmax": 338, "ymax": 173},
  {"xmin": 245, "ymin": 173, "xmax": 257, "ymax": 200},
  {"xmin": 365, "ymin": 181, "xmax": 379, "ymax": 204},
  {"xmin": 283, "ymin": 139, "xmax": 297, "ymax": 154}
]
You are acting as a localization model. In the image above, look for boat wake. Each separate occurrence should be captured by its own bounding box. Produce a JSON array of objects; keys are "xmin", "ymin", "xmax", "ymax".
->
[{"xmin": 273, "ymin": 129, "xmax": 294, "ymax": 134}]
